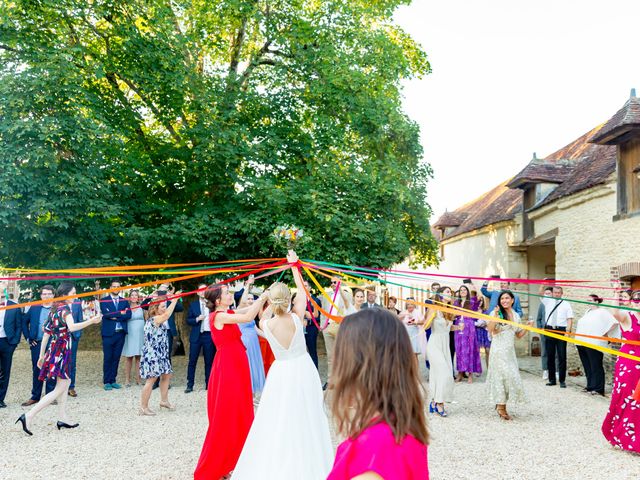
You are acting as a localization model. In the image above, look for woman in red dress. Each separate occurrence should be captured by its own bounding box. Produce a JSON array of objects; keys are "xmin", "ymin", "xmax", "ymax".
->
[{"xmin": 194, "ymin": 284, "xmax": 269, "ymax": 480}]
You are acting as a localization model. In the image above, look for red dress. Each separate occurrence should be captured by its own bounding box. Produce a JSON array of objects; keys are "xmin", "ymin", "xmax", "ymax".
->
[{"xmin": 194, "ymin": 311, "xmax": 254, "ymax": 479}]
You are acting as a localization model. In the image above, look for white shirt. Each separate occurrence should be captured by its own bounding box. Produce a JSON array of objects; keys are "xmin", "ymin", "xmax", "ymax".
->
[
  {"xmin": 321, "ymin": 289, "xmax": 347, "ymax": 323},
  {"xmin": 541, "ymin": 297, "xmax": 574, "ymax": 328},
  {"xmin": 199, "ymin": 299, "xmax": 211, "ymax": 333},
  {"xmin": 0, "ymin": 301, "xmax": 6, "ymax": 338},
  {"xmin": 575, "ymin": 308, "xmax": 617, "ymax": 348}
]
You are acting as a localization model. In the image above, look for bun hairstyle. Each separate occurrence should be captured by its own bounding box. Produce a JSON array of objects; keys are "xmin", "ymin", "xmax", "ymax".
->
[
  {"xmin": 204, "ymin": 286, "xmax": 223, "ymax": 311},
  {"xmin": 589, "ymin": 294, "xmax": 603, "ymax": 304},
  {"xmin": 268, "ymin": 282, "xmax": 291, "ymax": 315}
]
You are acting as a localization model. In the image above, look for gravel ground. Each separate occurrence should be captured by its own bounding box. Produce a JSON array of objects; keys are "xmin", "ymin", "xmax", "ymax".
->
[{"xmin": 1, "ymin": 348, "xmax": 639, "ymax": 479}]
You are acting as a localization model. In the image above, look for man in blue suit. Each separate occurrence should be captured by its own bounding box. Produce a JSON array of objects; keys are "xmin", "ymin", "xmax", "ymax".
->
[
  {"xmin": 185, "ymin": 283, "xmax": 216, "ymax": 393},
  {"xmin": 20, "ymin": 285, "xmax": 56, "ymax": 406},
  {"xmin": 0, "ymin": 286, "xmax": 23, "ymax": 408},
  {"xmin": 100, "ymin": 280, "xmax": 131, "ymax": 390}
]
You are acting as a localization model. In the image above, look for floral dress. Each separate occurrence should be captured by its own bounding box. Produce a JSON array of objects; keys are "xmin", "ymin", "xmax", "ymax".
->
[
  {"xmin": 601, "ymin": 312, "xmax": 640, "ymax": 453},
  {"xmin": 486, "ymin": 311, "xmax": 526, "ymax": 404},
  {"xmin": 139, "ymin": 317, "xmax": 173, "ymax": 379},
  {"xmin": 39, "ymin": 304, "xmax": 73, "ymax": 381}
]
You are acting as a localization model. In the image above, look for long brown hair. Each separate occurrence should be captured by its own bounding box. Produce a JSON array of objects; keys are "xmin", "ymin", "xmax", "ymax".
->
[
  {"xmin": 436, "ymin": 286, "xmax": 455, "ymax": 321},
  {"xmin": 331, "ymin": 309, "xmax": 429, "ymax": 445}
]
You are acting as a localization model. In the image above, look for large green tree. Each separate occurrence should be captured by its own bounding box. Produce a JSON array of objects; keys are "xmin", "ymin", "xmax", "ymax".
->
[{"xmin": 0, "ymin": 0, "xmax": 437, "ymax": 270}]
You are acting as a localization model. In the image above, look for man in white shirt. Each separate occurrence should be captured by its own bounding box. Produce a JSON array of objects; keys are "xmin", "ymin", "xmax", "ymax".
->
[
  {"xmin": 541, "ymin": 286, "xmax": 574, "ymax": 388},
  {"xmin": 185, "ymin": 283, "xmax": 215, "ymax": 393},
  {"xmin": 361, "ymin": 289, "xmax": 380, "ymax": 309}
]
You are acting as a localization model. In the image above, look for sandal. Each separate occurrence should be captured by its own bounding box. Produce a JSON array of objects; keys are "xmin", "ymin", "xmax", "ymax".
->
[
  {"xmin": 496, "ymin": 404, "xmax": 511, "ymax": 420},
  {"xmin": 138, "ymin": 407, "xmax": 156, "ymax": 416}
]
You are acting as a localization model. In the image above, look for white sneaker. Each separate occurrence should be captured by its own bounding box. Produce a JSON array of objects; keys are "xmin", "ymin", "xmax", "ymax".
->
[{"xmin": 542, "ymin": 370, "xmax": 549, "ymax": 380}]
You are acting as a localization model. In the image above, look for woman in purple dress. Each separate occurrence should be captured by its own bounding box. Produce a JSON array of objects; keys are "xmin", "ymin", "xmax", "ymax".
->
[
  {"xmin": 454, "ymin": 285, "xmax": 482, "ymax": 383},
  {"xmin": 475, "ymin": 291, "xmax": 492, "ymax": 368}
]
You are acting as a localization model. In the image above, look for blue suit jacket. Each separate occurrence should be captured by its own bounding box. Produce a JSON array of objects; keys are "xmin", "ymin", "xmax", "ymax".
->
[
  {"xmin": 70, "ymin": 301, "xmax": 83, "ymax": 340},
  {"xmin": 186, "ymin": 300, "xmax": 205, "ymax": 343},
  {"xmin": 3, "ymin": 300, "xmax": 23, "ymax": 345},
  {"xmin": 100, "ymin": 295, "xmax": 132, "ymax": 336},
  {"xmin": 22, "ymin": 304, "xmax": 51, "ymax": 342}
]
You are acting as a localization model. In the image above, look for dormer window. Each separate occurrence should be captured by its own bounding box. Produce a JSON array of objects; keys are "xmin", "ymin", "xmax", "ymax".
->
[{"xmin": 590, "ymin": 89, "xmax": 640, "ymax": 219}]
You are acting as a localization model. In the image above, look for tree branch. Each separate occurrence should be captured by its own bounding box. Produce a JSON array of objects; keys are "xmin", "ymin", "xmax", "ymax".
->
[
  {"xmin": 0, "ymin": 44, "xmax": 18, "ymax": 53},
  {"xmin": 117, "ymin": 75, "xmax": 183, "ymax": 144}
]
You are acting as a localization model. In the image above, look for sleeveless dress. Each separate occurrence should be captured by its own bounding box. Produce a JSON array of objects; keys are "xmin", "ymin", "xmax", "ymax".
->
[
  {"xmin": 327, "ymin": 421, "xmax": 429, "ymax": 480},
  {"xmin": 601, "ymin": 312, "xmax": 640, "ymax": 453},
  {"xmin": 426, "ymin": 312, "xmax": 454, "ymax": 403},
  {"xmin": 239, "ymin": 320, "xmax": 266, "ymax": 393},
  {"xmin": 122, "ymin": 307, "xmax": 145, "ymax": 357},
  {"xmin": 231, "ymin": 313, "xmax": 333, "ymax": 479},
  {"xmin": 139, "ymin": 316, "xmax": 172, "ymax": 379},
  {"xmin": 486, "ymin": 312, "xmax": 526, "ymax": 404},
  {"xmin": 194, "ymin": 311, "xmax": 254, "ymax": 480},
  {"xmin": 39, "ymin": 304, "xmax": 72, "ymax": 381},
  {"xmin": 454, "ymin": 298, "xmax": 482, "ymax": 374}
]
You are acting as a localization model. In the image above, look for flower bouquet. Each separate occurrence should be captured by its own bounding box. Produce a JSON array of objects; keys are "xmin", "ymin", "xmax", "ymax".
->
[{"xmin": 273, "ymin": 225, "xmax": 306, "ymax": 250}]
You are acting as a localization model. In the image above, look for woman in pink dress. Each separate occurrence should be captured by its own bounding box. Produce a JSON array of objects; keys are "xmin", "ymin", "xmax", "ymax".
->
[
  {"xmin": 601, "ymin": 289, "xmax": 640, "ymax": 454},
  {"xmin": 327, "ymin": 308, "xmax": 429, "ymax": 480}
]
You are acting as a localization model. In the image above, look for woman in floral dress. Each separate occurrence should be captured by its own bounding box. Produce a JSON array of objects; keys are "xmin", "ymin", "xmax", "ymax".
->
[
  {"xmin": 601, "ymin": 289, "xmax": 640, "ymax": 453},
  {"xmin": 17, "ymin": 282, "xmax": 101, "ymax": 435},
  {"xmin": 139, "ymin": 292, "xmax": 181, "ymax": 416},
  {"xmin": 486, "ymin": 290, "xmax": 529, "ymax": 420}
]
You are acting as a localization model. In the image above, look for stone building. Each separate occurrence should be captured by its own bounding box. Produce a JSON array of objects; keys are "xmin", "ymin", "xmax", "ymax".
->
[{"xmin": 405, "ymin": 92, "xmax": 640, "ymax": 369}]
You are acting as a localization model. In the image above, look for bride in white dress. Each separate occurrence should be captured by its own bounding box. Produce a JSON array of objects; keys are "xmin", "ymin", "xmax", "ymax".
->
[{"xmin": 231, "ymin": 250, "xmax": 333, "ymax": 479}]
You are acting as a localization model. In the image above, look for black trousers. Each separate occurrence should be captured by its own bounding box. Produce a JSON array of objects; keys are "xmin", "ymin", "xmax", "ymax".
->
[
  {"xmin": 577, "ymin": 345, "xmax": 605, "ymax": 394},
  {"xmin": 545, "ymin": 327, "xmax": 567, "ymax": 383},
  {"xmin": 30, "ymin": 341, "xmax": 55, "ymax": 400},
  {"xmin": 0, "ymin": 338, "xmax": 16, "ymax": 403},
  {"xmin": 187, "ymin": 332, "xmax": 216, "ymax": 388},
  {"xmin": 305, "ymin": 325, "xmax": 319, "ymax": 369}
]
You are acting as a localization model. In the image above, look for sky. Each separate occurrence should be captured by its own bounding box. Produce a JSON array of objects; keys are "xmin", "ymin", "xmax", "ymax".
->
[{"xmin": 393, "ymin": 0, "xmax": 640, "ymax": 219}]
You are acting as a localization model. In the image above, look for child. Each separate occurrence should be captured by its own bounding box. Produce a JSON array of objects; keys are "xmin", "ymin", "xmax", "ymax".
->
[{"xmin": 327, "ymin": 308, "xmax": 430, "ymax": 479}]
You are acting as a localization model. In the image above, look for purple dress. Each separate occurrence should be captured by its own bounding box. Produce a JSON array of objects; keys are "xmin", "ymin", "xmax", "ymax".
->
[{"xmin": 454, "ymin": 298, "xmax": 482, "ymax": 374}]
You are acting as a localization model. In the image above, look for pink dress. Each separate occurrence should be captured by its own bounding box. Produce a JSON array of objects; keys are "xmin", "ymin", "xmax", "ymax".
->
[
  {"xmin": 327, "ymin": 421, "xmax": 429, "ymax": 480},
  {"xmin": 601, "ymin": 312, "xmax": 640, "ymax": 453}
]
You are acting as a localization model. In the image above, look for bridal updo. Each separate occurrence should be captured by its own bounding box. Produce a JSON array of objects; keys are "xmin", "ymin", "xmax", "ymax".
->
[{"xmin": 268, "ymin": 282, "xmax": 291, "ymax": 315}]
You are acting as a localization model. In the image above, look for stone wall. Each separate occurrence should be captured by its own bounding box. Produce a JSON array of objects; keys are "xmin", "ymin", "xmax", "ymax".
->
[{"xmin": 530, "ymin": 179, "xmax": 640, "ymax": 375}]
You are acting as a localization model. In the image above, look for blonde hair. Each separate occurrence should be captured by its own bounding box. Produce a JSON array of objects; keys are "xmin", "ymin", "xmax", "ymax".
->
[{"xmin": 268, "ymin": 282, "xmax": 291, "ymax": 315}]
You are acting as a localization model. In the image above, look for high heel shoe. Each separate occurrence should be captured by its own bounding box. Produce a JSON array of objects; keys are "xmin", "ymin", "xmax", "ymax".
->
[
  {"xmin": 159, "ymin": 401, "xmax": 176, "ymax": 411},
  {"xmin": 16, "ymin": 414, "xmax": 33, "ymax": 436},
  {"xmin": 138, "ymin": 407, "xmax": 156, "ymax": 416},
  {"xmin": 428, "ymin": 401, "xmax": 436, "ymax": 414},
  {"xmin": 435, "ymin": 404, "xmax": 448, "ymax": 417},
  {"xmin": 56, "ymin": 421, "xmax": 79, "ymax": 430}
]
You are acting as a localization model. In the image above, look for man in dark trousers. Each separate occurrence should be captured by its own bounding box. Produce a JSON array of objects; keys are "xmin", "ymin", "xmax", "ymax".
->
[
  {"xmin": 185, "ymin": 283, "xmax": 215, "ymax": 393},
  {"xmin": 0, "ymin": 284, "xmax": 23, "ymax": 408},
  {"xmin": 100, "ymin": 280, "xmax": 132, "ymax": 390},
  {"xmin": 303, "ymin": 280, "xmax": 321, "ymax": 369}
]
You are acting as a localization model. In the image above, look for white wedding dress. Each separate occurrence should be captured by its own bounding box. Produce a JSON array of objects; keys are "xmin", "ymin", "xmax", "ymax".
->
[{"xmin": 231, "ymin": 313, "xmax": 333, "ymax": 479}]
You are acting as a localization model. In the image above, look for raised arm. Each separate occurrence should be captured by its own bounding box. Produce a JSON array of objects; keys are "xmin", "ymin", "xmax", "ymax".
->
[
  {"xmin": 215, "ymin": 292, "xmax": 269, "ymax": 327},
  {"xmin": 153, "ymin": 293, "xmax": 182, "ymax": 327},
  {"xmin": 67, "ymin": 309, "xmax": 102, "ymax": 332},
  {"xmin": 288, "ymin": 250, "xmax": 307, "ymax": 319}
]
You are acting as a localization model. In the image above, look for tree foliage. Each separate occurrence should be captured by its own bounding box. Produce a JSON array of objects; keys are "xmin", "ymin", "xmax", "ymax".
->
[{"xmin": 0, "ymin": 0, "xmax": 437, "ymax": 271}]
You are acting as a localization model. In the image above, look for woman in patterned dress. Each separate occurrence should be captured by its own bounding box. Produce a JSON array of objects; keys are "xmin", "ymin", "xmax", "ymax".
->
[
  {"xmin": 138, "ymin": 292, "xmax": 181, "ymax": 416},
  {"xmin": 16, "ymin": 282, "xmax": 101, "ymax": 435},
  {"xmin": 486, "ymin": 290, "xmax": 530, "ymax": 420},
  {"xmin": 601, "ymin": 289, "xmax": 640, "ymax": 453}
]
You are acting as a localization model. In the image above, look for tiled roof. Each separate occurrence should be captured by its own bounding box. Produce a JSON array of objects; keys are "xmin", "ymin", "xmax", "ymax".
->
[
  {"xmin": 590, "ymin": 94, "xmax": 640, "ymax": 145},
  {"xmin": 506, "ymin": 160, "xmax": 574, "ymax": 189},
  {"xmin": 432, "ymin": 211, "xmax": 467, "ymax": 228},
  {"xmin": 435, "ymin": 182, "xmax": 522, "ymax": 240}
]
